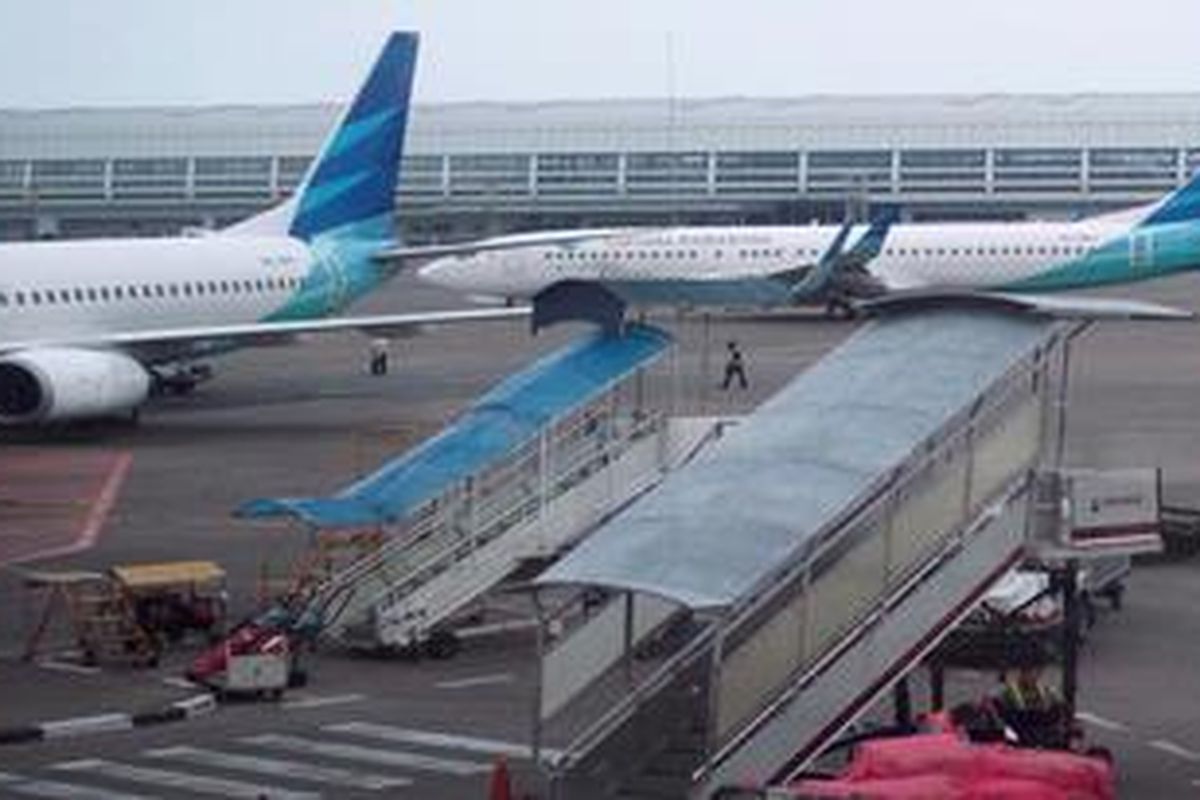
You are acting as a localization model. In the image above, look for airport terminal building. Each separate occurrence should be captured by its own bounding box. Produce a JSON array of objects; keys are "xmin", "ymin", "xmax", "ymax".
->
[{"xmin": 2, "ymin": 93, "xmax": 1200, "ymax": 241}]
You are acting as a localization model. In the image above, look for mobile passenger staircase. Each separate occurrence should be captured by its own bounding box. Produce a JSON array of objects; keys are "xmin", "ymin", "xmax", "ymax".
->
[
  {"xmin": 238, "ymin": 323, "xmax": 725, "ymax": 654},
  {"xmin": 526, "ymin": 308, "xmax": 1085, "ymax": 799}
]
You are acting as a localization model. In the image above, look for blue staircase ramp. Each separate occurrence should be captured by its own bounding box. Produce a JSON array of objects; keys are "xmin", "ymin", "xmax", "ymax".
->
[{"xmin": 236, "ymin": 323, "xmax": 672, "ymax": 528}]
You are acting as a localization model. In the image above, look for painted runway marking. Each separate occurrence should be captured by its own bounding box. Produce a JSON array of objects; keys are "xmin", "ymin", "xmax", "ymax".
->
[
  {"xmin": 244, "ymin": 733, "xmax": 490, "ymax": 776},
  {"xmin": 54, "ymin": 758, "xmax": 318, "ymax": 799},
  {"xmin": 434, "ymin": 672, "xmax": 514, "ymax": 690},
  {"xmin": 1076, "ymin": 711, "xmax": 1129, "ymax": 732},
  {"xmin": 36, "ymin": 659, "xmax": 101, "ymax": 676},
  {"xmin": 1150, "ymin": 740, "xmax": 1200, "ymax": 762},
  {"xmin": 326, "ymin": 721, "xmax": 563, "ymax": 760},
  {"xmin": 78, "ymin": 452, "xmax": 134, "ymax": 555},
  {"xmin": 0, "ymin": 771, "xmax": 152, "ymax": 800},
  {"xmin": 41, "ymin": 714, "xmax": 132, "ymax": 738},
  {"xmin": 147, "ymin": 745, "xmax": 411, "ymax": 790},
  {"xmin": 282, "ymin": 692, "xmax": 365, "ymax": 710}
]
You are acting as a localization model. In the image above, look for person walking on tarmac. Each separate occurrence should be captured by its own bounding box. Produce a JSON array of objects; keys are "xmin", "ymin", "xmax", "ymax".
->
[
  {"xmin": 368, "ymin": 338, "xmax": 390, "ymax": 376},
  {"xmin": 721, "ymin": 340, "xmax": 748, "ymax": 390}
]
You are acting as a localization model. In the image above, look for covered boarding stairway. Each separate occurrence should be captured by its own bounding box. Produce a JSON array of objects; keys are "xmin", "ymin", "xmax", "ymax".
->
[
  {"xmin": 529, "ymin": 308, "xmax": 1082, "ymax": 799},
  {"xmin": 237, "ymin": 323, "xmax": 725, "ymax": 652}
]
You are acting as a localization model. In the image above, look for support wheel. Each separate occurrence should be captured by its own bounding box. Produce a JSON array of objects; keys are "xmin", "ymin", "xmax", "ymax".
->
[{"xmin": 423, "ymin": 630, "xmax": 461, "ymax": 660}]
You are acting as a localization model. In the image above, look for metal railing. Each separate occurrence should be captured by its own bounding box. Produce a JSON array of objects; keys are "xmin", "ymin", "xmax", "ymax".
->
[
  {"xmin": 542, "ymin": 324, "xmax": 1068, "ymax": 795},
  {"xmin": 306, "ymin": 397, "xmax": 664, "ymax": 645}
]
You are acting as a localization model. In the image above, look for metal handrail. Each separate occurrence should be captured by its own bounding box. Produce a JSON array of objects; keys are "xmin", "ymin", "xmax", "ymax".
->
[
  {"xmin": 308, "ymin": 397, "xmax": 620, "ymax": 603},
  {"xmin": 550, "ymin": 616, "xmax": 720, "ymax": 771},
  {"xmin": 319, "ymin": 409, "xmax": 664, "ymax": 636},
  {"xmin": 547, "ymin": 331, "xmax": 1060, "ymax": 777}
]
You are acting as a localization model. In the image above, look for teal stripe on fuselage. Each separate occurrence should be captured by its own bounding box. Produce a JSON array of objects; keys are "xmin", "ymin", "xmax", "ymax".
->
[
  {"xmin": 1002, "ymin": 220, "xmax": 1200, "ymax": 291},
  {"xmin": 604, "ymin": 276, "xmax": 797, "ymax": 306},
  {"xmin": 263, "ymin": 214, "xmax": 396, "ymax": 323}
]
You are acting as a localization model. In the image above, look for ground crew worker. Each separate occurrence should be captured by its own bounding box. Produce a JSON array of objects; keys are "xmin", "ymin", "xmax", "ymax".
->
[
  {"xmin": 368, "ymin": 338, "xmax": 389, "ymax": 376},
  {"xmin": 721, "ymin": 340, "xmax": 748, "ymax": 390},
  {"xmin": 1001, "ymin": 667, "xmax": 1057, "ymax": 711},
  {"xmin": 995, "ymin": 667, "xmax": 1067, "ymax": 748}
]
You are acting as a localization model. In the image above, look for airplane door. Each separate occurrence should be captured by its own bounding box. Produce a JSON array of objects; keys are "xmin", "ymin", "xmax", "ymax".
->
[{"xmin": 1130, "ymin": 231, "xmax": 1154, "ymax": 271}]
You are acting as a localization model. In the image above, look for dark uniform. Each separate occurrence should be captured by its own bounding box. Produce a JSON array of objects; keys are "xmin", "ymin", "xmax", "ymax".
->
[
  {"xmin": 995, "ymin": 669, "xmax": 1068, "ymax": 748},
  {"xmin": 722, "ymin": 341, "xmax": 748, "ymax": 390},
  {"xmin": 369, "ymin": 338, "xmax": 389, "ymax": 376}
]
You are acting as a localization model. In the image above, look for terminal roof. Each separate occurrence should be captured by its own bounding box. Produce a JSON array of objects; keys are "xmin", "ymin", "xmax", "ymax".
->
[{"xmin": 536, "ymin": 310, "xmax": 1060, "ymax": 609}]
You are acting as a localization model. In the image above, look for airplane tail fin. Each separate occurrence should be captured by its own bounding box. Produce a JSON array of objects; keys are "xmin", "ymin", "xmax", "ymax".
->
[
  {"xmin": 1138, "ymin": 170, "xmax": 1200, "ymax": 227},
  {"xmin": 226, "ymin": 32, "xmax": 419, "ymax": 242}
]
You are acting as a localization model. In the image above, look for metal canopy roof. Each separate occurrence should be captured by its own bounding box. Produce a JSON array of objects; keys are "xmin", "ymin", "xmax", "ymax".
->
[
  {"xmin": 536, "ymin": 310, "xmax": 1058, "ymax": 609},
  {"xmin": 236, "ymin": 323, "xmax": 671, "ymax": 528}
]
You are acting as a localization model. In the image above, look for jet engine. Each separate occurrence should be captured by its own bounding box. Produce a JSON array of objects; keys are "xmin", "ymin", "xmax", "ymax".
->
[{"xmin": 0, "ymin": 348, "xmax": 151, "ymax": 424}]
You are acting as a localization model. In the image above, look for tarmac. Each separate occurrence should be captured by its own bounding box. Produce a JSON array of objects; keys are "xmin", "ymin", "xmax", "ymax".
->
[{"xmin": 2, "ymin": 270, "xmax": 1200, "ymax": 796}]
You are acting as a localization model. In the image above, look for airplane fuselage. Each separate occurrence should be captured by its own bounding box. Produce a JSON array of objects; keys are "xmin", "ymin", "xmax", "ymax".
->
[
  {"xmin": 0, "ymin": 233, "xmax": 383, "ymax": 358},
  {"xmin": 422, "ymin": 216, "xmax": 1200, "ymax": 303}
]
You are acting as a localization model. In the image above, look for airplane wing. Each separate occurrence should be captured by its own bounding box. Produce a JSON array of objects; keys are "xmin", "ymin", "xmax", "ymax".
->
[
  {"xmin": 768, "ymin": 212, "xmax": 896, "ymax": 303},
  {"xmin": 0, "ymin": 306, "xmax": 531, "ymax": 354},
  {"xmin": 860, "ymin": 289, "xmax": 1193, "ymax": 320},
  {"xmin": 373, "ymin": 228, "xmax": 645, "ymax": 263}
]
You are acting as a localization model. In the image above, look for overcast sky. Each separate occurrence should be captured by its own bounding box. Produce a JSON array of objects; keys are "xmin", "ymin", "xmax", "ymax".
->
[{"xmin": 3, "ymin": 1, "xmax": 1200, "ymax": 108}]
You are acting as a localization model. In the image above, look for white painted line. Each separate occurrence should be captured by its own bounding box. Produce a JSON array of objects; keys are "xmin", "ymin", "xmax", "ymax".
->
[
  {"xmin": 326, "ymin": 721, "xmax": 563, "ymax": 760},
  {"xmin": 146, "ymin": 745, "xmax": 410, "ymax": 790},
  {"xmin": 1150, "ymin": 739, "xmax": 1200, "ymax": 762},
  {"xmin": 40, "ymin": 714, "xmax": 132, "ymax": 739},
  {"xmin": 0, "ymin": 775, "xmax": 153, "ymax": 799},
  {"xmin": 281, "ymin": 692, "xmax": 365, "ymax": 710},
  {"xmin": 36, "ymin": 659, "xmax": 101, "ymax": 676},
  {"xmin": 244, "ymin": 733, "xmax": 490, "ymax": 776},
  {"xmin": 161, "ymin": 676, "xmax": 200, "ymax": 690},
  {"xmin": 172, "ymin": 693, "xmax": 217, "ymax": 717},
  {"xmin": 54, "ymin": 758, "xmax": 319, "ymax": 800},
  {"xmin": 434, "ymin": 672, "xmax": 514, "ymax": 690},
  {"xmin": 1076, "ymin": 711, "xmax": 1129, "ymax": 733}
]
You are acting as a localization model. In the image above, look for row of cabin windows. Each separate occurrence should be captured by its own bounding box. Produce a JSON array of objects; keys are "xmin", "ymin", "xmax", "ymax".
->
[
  {"xmin": 0, "ymin": 275, "xmax": 301, "ymax": 309},
  {"xmin": 542, "ymin": 243, "xmax": 1093, "ymax": 262},
  {"xmin": 887, "ymin": 244, "xmax": 1092, "ymax": 258}
]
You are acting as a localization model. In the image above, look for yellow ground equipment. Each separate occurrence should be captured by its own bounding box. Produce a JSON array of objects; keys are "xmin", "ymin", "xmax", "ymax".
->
[
  {"xmin": 111, "ymin": 560, "xmax": 227, "ymax": 646},
  {"xmin": 23, "ymin": 570, "xmax": 160, "ymax": 667}
]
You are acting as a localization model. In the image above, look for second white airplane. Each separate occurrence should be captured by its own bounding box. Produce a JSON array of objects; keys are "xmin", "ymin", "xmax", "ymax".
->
[{"xmin": 417, "ymin": 178, "xmax": 1200, "ymax": 328}]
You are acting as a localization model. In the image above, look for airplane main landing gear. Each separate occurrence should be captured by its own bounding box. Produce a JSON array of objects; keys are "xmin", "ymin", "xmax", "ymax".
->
[
  {"xmin": 824, "ymin": 298, "xmax": 858, "ymax": 320},
  {"xmin": 151, "ymin": 362, "xmax": 214, "ymax": 396}
]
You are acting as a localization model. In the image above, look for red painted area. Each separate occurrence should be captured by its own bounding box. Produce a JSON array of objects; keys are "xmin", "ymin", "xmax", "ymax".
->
[{"xmin": 0, "ymin": 449, "xmax": 133, "ymax": 565}]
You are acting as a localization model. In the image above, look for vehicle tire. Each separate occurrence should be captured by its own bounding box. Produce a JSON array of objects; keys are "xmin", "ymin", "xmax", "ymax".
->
[{"xmin": 424, "ymin": 630, "xmax": 460, "ymax": 660}]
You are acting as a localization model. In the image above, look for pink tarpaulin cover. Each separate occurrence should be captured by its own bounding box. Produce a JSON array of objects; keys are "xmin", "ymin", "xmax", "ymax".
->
[{"xmin": 790, "ymin": 732, "xmax": 1114, "ymax": 800}]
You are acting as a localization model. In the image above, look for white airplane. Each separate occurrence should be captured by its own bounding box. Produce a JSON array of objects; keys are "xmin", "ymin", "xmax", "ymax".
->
[
  {"xmin": 0, "ymin": 33, "xmax": 526, "ymax": 426},
  {"xmin": 417, "ymin": 177, "xmax": 1200, "ymax": 330}
]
